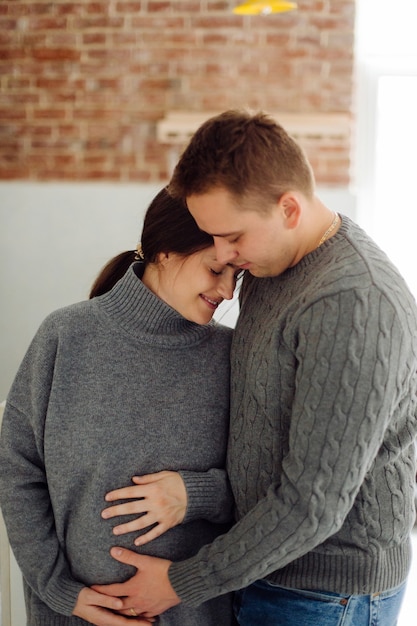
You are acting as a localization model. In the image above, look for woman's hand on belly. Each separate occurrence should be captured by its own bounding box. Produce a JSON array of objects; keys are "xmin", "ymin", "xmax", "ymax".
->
[
  {"xmin": 73, "ymin": 586, "xmax": 156, "ymax": 625},
  {"xmin": 102, "ymin": 471, "xmax": 187, "ymax": 546}
]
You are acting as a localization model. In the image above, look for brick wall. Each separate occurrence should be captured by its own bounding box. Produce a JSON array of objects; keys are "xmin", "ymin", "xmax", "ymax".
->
[{"xmin": 0, "ymin": 0, "xmax": 355, "ymax": 184}]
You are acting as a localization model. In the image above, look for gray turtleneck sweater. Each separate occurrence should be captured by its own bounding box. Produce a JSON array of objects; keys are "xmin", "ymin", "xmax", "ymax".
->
[
  {"xmin": 169, "ymin": 215, "xmax": 417, "ymax": 605},
  {"xmin": 0, "ymin": 263, "xmax": 234, "ymax": 626}
]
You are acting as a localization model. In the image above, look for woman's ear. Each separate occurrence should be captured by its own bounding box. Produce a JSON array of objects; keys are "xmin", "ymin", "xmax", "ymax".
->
[{"xmin": 156, "ymin": 251, "xmax": 170, "ymax": 266}]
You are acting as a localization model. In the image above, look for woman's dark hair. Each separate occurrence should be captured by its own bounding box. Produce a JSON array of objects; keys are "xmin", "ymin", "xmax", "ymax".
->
[{"xmin": 89, "ymin": 187, "xmax": 213, "ymax": 298}]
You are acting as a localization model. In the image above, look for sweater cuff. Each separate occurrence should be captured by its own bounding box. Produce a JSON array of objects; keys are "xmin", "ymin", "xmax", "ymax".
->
[
  {"xmin": 44, "ymin": 578, "xmax": 84, "ymax": 616},
  {"xmin": 169, "ymin": 555, "xmax": 214, "ymax": 607},
  {"xmin": 179, "ymin": 469, "xmax": 233, "ymax": 524}
]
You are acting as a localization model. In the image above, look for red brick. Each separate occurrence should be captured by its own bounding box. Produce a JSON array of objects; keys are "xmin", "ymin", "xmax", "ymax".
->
[
  {"xmin": 35, "ymin": 77, "xmax": 72, "ymax": 89},
  {"xmin": 86, "ymin": 2, "xmax": 114, "ymax": 15},
  {"xmin": 21, "ymin": 3, "xmax": 56, "ymax": 16},
  {"xmin": 21, "ymin": 124, "xmax": 53, "ymax": 138},
  {"xmin": 48, "ymin": 33, "xmax": 78, "ymax": 46},
  {"xmin": 74, "ymin": 16, "xmax": 124, "ymax": 29},
  {"xmin": 191, "ymin": 16, "xmax": 244, "ymax": 28},
  {"xmin": 0, "ymin": 107, "xmax": 26, "ymax": 120},
  {"xmin": 0, "ymin": 48, "xmax": 27, "ymax": 61},
  {"xmin": 0, "ymin": 31, "xmax": 14, "ymax": 45},
  {"xmin": 32, "ymin": 48, "xmax": 81, "ymax": 61},
  {"xmin": 55, "ymin": 4, "xmax": 86, "ymax": 16},
  {"xmin": 115, "ymin": 2, "xmax": 144, "ymax": 13},
  {"xmin": 33, "ymin": 108, "xmax": 67, "ymax": 120},
  {"xmin": 207, "ymin": 2, "xmax": 232, "ymax": 11},
  {"xmin": 27, "ymin": 17, "xmax": 68, "ymax": 29},
  {"xmin": 130, "ymin": 16, "xmax": 185, "ymax": 28},
  {"xmin": 6, "ymin": 77, "xmax": 32, "ymax": 88},
  {"xmin": 83, "ymin": 33, "xmax": 107, "ymax": 45}
]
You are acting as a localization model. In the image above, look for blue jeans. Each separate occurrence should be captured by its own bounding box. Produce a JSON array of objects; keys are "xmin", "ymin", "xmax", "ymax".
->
[{"xmin": 234, "ymin": 579, "xmax": 407, "ymax": 626}]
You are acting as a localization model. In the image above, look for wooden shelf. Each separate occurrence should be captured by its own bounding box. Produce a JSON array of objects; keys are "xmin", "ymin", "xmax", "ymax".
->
[{"xmin": 156, "ymin": 111, "xmax": 351, "ymax": 144}]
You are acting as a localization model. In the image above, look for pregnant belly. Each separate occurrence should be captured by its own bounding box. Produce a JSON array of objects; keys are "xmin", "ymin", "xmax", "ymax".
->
[{"xmin": 65, "ymin": 515, "xmax": 225, "ymax": 585}]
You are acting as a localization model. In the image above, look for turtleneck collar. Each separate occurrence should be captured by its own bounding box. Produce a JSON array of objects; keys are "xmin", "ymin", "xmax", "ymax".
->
[{"xmin": 94, "ymin": 263, "xmax": 215, "ymax": 347}]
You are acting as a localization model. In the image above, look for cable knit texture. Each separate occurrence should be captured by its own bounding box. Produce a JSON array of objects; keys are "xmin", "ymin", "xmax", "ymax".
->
[
  {"xmin": 169, "ymin": 215, "xmax": 417, "ymax": 606},
  {"xmin": 0, "ymin": 263, "xmax": 234, "ymax": 626}
]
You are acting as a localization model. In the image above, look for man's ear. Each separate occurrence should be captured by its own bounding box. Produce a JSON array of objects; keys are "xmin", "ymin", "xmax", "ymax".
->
[{"xmin": 280, "ymin": 192, "xmax": 301, "ymax": 229}]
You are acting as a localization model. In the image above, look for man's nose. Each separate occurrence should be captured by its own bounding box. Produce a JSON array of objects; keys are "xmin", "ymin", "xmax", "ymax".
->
[{"xmin": 214, "ymin": 237, "xmax": 238, "ymax": 265}]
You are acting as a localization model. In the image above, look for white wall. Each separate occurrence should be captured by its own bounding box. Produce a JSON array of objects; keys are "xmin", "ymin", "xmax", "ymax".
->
[{"xmin": 0, "ymin": 182, "xmax": 161, "ymax": 401}]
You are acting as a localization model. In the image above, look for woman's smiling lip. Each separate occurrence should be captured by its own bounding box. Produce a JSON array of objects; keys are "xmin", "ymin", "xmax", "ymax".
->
[{"xmin": 200, "ymin": 294, "xmax": 222, "ymax": 309}]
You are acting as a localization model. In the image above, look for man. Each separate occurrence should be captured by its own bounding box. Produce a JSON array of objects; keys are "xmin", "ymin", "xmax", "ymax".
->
[{"xmin": 95, "ymin": 110, "xmax": 417, "ymax": 625}]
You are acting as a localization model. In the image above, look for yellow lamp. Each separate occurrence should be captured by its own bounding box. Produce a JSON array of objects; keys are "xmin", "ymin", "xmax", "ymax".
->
[{"xmin": 233, "ymin": 1, "xmax": 298, "ymax": 15}]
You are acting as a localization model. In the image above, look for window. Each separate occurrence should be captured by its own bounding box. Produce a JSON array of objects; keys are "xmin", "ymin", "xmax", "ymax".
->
[{"xmin": 355, "ymin": 1, "xmax": 417, "ymax": 297}]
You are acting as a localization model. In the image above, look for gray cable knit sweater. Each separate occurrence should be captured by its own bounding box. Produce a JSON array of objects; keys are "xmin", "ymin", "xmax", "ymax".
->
[
  {"xmin": 169, "ymin": 215, "xmax": 417, "ymax": 606},
  {"xmin": 0, "ymin": 263, "xmax": 234, "ymax": 626}
]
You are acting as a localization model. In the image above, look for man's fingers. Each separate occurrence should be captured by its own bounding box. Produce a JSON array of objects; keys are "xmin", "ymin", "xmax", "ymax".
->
[
  {"xmin": 113, "ymin": 516, "xmax": 157, "ymax": 537},
  {"xmin": 81, "ymin": 586, "xmax": 124, "ymax": 610},
  {"xmin": 131, "ymin": 473, "xmax": 162, "ymax": 485},
  {"xmin": 104, "ymin": 486, "xmax": 145, "ymax": 503},
  {"xmin": 92, "ymin": 581, "xmax": 126, "ymax": 597},
  {"xmin": 108, "ymin": 548, "xmax": 164, "ymax": 574},
  {"xmin": 110, "ymin": 546, "xmax": 145, "ymax": 567},
  {"xmin": 134, "ymin": 523, "xmax": 165, "ymax": 546},
  {"xmin": 102, "ymin": 500, "xmax": 148, "ymax": 521}
]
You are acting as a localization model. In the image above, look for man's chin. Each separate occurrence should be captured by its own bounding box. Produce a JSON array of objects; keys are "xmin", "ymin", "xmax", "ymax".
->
[{"xmin": 248, "ymin": 267, "xmax": 277, "ymax": 278}]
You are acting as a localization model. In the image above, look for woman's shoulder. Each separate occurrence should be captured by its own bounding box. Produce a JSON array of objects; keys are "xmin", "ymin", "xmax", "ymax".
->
[
  {"xmin": 35, "ymin": 299, "xmax": 95, "ymax": 338},
  {"xmin": 209, "ymin": 321, "xmax": 234, "ymax": 336},
  {"xmin": 206, "ymin": 321, "xmax": 234, "ymax": 350}
]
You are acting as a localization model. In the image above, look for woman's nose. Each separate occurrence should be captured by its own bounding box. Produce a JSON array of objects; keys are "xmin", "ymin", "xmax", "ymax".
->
[{"xmin": 217, "ymin": 273, "xmax": 235, "ymax": 301}]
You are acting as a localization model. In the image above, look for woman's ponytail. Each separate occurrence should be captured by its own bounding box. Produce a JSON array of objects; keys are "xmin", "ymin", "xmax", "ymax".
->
[{"xmin": 89, "ymin": 250, "xmax": 137, "ymax": 298}]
